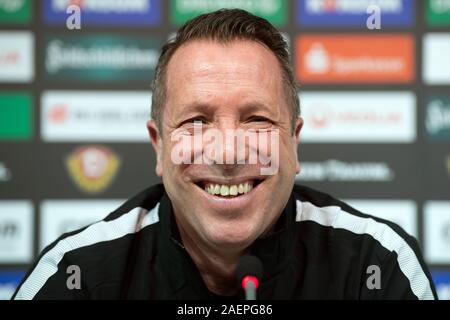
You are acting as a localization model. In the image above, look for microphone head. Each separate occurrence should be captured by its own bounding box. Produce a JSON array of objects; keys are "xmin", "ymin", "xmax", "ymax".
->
[{"xmin": 236, "ymin": 255, "xmax": 263, "ymax": 282}]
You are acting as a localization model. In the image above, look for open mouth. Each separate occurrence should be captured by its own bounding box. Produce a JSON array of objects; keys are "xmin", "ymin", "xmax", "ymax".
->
[{"xmin": 194, "ymin": 180, "xmax": 263, "ymax": 198}]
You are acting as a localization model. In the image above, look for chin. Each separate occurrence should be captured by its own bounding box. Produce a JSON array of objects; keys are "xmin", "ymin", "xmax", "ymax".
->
[{"xmin": 202, "ymin": 220, "xmax": 259, "ymax": 249}]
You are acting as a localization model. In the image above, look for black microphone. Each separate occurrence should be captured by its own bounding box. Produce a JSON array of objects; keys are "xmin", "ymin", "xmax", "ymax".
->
[{"xmin": 236, "ymin": 255, "xmax": 263, "ymax": 300}]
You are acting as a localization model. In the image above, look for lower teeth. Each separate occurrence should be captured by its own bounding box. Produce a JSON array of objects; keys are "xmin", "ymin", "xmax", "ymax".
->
[{"xmin": 219, "ymin": 194, "xmax": 240, "ymax": 198}]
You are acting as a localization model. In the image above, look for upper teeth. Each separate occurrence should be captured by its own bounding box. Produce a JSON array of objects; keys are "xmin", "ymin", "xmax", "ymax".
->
[{"xmin": 205, "ymin": 182, "xmax": 254, "ymax": 197}]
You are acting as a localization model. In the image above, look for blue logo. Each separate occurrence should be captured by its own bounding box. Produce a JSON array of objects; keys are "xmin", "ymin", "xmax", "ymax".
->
[
  {"xmin": 0, "ymin": 270, "xmax": 25, "ymax": 300},
  {"xmin": 43, "ymin": 0, "xmax": 161, "ymax": 26},
  {"xmin": 432, "ymin": 270, "xmax": 450, "ymax": 300},
  {"xmin": 297, "ymin": 0, "xmax": 414, "ymax": 27}
]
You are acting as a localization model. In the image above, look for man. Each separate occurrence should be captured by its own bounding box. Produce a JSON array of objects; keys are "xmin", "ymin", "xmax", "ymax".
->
[{"xmin": 14, "ymin": 9, "xmax": 436, "ymax": 300}]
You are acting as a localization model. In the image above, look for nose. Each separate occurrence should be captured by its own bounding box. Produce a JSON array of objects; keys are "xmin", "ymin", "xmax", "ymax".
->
[{"xmin": 205, "ymin": 119, "xmax": 246, "ymax": 167}]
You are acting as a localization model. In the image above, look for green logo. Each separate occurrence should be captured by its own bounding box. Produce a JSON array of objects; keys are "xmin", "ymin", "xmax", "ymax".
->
[
  {"xmin": 0, "ymin": 92, "xmax": 32, "ymax": 140},
  {"xmin": 426, "ymin": 0, "xmax": 450, "ymax": 26},
  {"xmin": 426, "ymin": 95, "xmax": 450, "ymax": 140},
  {"xmin": 0, "ymin": 0, "xmax": 32, "ymax": 24},
  {"xmin": 170, "ymin": 0, "xmax": 287, "ymax": 26},
  {"xmin": 44, "ymin": 34, "xmax": 161, "ymax": 83}
]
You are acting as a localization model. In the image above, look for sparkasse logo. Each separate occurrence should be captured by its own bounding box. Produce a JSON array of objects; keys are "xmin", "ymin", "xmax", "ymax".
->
[{"xmin": 296, "ymin": 34, "xmax": 415, "ymax": 83}]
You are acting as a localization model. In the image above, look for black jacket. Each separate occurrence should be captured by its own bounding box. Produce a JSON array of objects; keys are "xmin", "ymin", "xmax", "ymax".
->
[{"xmin": 13, "ymin": 184, "xmax": 437, "ymax": 300}]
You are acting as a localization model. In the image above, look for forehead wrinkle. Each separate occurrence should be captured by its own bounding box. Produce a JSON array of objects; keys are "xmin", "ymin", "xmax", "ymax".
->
[
  {"xmin": 188, "ymin": 61, "xmax": 262, "ymax": 82},
  {"xmin": 172, "ymin": 63, "xmax": 276, "ymax": 99}
]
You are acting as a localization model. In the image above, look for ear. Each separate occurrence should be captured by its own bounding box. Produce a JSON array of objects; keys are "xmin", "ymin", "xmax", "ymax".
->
[
  {"xmin": 293, "ymin": 117, "xmax": 304, "ymax": 174},
  {"xmin": 147, "ymin": 120, "xmax": 163, "ymax": 177}
]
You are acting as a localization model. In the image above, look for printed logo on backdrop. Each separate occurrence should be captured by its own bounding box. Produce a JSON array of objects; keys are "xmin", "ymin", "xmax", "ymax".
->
[
  {"xmin": 0, "ymin": 92, "xmax": 32, "ymax": 141},
  {"xmin": 43, "ymin": 0, "xmax": 161, "ymax": 26},
  {"xmin": 432, "ymin": 271, "xmax": 450, "ymax": 300},
  {"xmin": 297, "ymin": 0, "xmax": 414, "ymax": 27},
  {"xmin": 41, "ymin": 91, "xmax": 151, "ymax": 142},
  {"xmin": 65, "ymin": 145, "xmax": 120, "ymax": 194},
  {"xmin": 0, "ymin": 271, "xmax": 25, "ymax": 300},
  {"xmin": 0, "ymin": 201, "xmax": 33, "ymax": 264},
  {"xmin": 40, "ymin": 200, "xmax": 123, "ymax": 250},
  {"xmin": 171, "ymin": 0, "xmax": 287, "ymax": 26},
  {"xmin": 423, "ymin": 34, "xmax": 450, "ymax": 85},
  {"xmin": 44, "ymin": 34, "xmax": 160, "ymax": 83},
  {"xmin": 426, "ymin": 95, "xmax": 450, "ymax": 140},
  {"xmin": 424, "ymin": 201, "xmax": 450, "ymax": 264},
  {"xmin": 296, "ymin": 34, "xmax": 415, "ymax": 83},
  {"xmin": 427, "ymin": 0, "xmax": 450, "ymax": 26},
  {"xmin": 296, "ymin": 160, "xmax": 394, "ymax": 182},
  {"xmin": 299, "ymin": 92, "xmax": 416, "ymax": 143},
  {"xmin": 0, "ymin": 0, "xmax": 31, "ymax": 24},
  {"xmin": 0, "ymin": 31, "xmax": 34, "ymax": 82}
]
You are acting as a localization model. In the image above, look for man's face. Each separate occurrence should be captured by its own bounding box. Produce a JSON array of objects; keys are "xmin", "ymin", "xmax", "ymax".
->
[{"xmin": 148, "ymin": 39, "xmax": 303, "ymax": 252}]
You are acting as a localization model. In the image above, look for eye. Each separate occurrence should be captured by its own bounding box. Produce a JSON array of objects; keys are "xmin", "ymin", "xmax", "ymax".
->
[
  {"xmin": 246, "ymin": 116, "xmax": 273, "ymax": 123},
  {"xmin": 179, "ymin": 116, "xmax": 208, "ymax": 127}
]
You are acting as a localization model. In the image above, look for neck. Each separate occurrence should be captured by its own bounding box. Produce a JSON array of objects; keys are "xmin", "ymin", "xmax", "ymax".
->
[{"xmin": 176, "ymin": 221, "xmax": 246, "ymax": 296}]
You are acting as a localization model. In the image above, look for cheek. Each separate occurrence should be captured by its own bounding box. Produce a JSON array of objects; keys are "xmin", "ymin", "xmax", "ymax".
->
[{"xmin": 277, "ymin": 137, "xmax": 298, "ymax": 169}]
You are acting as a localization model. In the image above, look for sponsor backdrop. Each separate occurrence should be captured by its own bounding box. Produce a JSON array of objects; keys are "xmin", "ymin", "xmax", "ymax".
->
[{"xmin": 0, "ymin": 0, "xmax": 449, "ymax": 299}]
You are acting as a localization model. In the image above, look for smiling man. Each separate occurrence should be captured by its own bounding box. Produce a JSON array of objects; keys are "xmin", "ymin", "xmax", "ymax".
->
[{"xmin": 14, "ymin": 9, "xmax": 436, "ymax": 300}]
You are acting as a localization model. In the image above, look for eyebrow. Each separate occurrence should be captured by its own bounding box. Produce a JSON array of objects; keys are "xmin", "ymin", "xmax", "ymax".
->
[{"xmin": 239, "ymin": 102, "xmax": 275, "ymax": 115}]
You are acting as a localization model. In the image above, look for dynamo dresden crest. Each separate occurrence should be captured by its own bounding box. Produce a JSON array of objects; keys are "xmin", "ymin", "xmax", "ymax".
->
[{"xmin": 65, "ymin": 145, "xmax": 120, "ymax": 194}]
